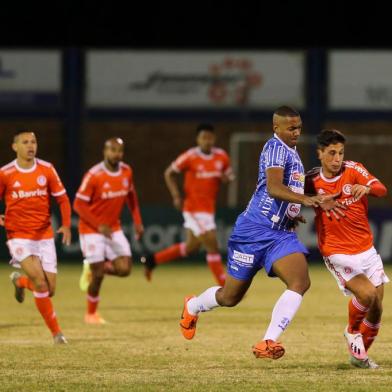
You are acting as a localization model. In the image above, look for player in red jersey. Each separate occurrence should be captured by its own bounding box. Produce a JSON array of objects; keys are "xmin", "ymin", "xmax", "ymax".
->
[
  {"xmin": 141, "ymin": 124, "xmax": 234, "ymax": 285},
  {"xmin": 73, "ymin": 138, "xmax": 144, "ymax": 324},
  {"xmin": 305, "ymin": 129, "xmax": 388, "ymax": 368},
  {"xmin": 0, "ymin": 131, "xmax": 71, "ymax": 344}
]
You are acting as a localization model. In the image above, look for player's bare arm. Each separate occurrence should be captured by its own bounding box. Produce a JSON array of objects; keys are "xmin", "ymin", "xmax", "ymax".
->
[
  {"xmin": 0, "ymin": 214, "xmax": 4, "ymax": 226},
  {"xmin": 164, "ymin": 165, "xmax": 182, "ymax": 210},
  {"xmin": 267, "ymin": 167, "xmax": 324, "ymax": 207},
  {"xmin": 57, "ymin": 226, "xmax": 71, "ymax": 246}
]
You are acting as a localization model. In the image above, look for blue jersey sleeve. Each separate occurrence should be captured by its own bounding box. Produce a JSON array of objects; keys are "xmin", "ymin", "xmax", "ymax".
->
[{"xmin": 264, "ymin": 142, "xmax": 288, "ymax": 169}]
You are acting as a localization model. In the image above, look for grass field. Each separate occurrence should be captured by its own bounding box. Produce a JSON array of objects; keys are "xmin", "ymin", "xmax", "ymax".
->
[{"xmin": 0, "ymin": 262, "xmax": 391, "ymax": 391}]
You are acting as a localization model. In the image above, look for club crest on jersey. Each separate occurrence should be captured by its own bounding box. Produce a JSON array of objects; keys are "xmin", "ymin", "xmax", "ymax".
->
[
  {"xmin": 214, "ymin": 160, "xmax": 223, "ymax": 170},
  {"xmin": 15, "ymin": 247, "xmax": 24, "ymax": 257},
  {"xmin": 122, "ymin": 178, "xmax": 129, "ymax": 188},
  {"xmin": 318, "ymin": 188, "xmax": 326, "ymax": 194},
  {"xmin": 291, "ymin": 172, "xmax": 305, "ymax": 183},
  {"xmin": 344, "ymin": 266, "xmax": 353, "ymax": 274},
  {"xmin": 343, "ymin": 184, "xmax": 352, "ymax": 195},
  {"xmin": 37, "ymin": 175, "xmax": 47, "ymax": 186}
]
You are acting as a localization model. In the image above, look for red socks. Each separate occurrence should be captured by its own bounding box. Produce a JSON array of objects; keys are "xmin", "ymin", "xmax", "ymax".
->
[
  {"xmin": 155, "ymin": 242, "xmax": 187, "ymax": 264},
  {"xmin": 206, "ymin": 253, "xmax": 226, "ymax": 286},
  {"xmin": 360, "ymin": 319, "xmax": 380, "ymax": 351},
  {"xmin": 348, "ymin": 297, "xmax": 369, "ymax": 333},
  {"xmin": 17, "ymin": 276, "xmax": 35, "ymax": 291},
  {"xmin": 33, "ymin": 291, "xmax": 61, "ymax": 336}
]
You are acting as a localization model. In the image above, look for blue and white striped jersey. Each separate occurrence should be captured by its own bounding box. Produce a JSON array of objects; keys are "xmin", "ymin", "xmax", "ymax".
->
[{"xmin": 242, "ymin": 134, "xmax": 305, "ymax": 231}]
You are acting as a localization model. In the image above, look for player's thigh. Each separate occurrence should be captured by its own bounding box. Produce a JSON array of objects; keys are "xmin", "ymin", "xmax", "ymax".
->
[
  {"xmin": 345, "ymin": 273, "xmax": 377, "ymax": 300},
  {"xmin": 217, "ymin": 274, "xmax": 252, "ymax": 306},
  {"xmin": 199, "ymin": 230, "xmax": 219, "ymax": 253},
  {"xmin": 272, "ymin": 253, "xmax": 310, "ymax": 293},
  {"xmin": 90, "ymin": 261, "xmax": 106, "ymax": 279},
  {"xmin": 185, "ymin": 229, "xmax": 202, "ymax": 253},
  {"xmin": 20, "ymin": 255, "xmax": 47, "ymax": 284}
]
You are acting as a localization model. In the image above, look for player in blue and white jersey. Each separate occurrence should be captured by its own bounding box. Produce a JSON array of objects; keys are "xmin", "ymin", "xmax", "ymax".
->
[{"xmin": 179, "ymin": 106, "xmax": 342, "ymax": 359}]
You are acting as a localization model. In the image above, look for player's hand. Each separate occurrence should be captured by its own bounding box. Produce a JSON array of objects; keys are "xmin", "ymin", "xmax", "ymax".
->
[
  {"xmin": 173, "ymin": 195, "xmax": 183, "ymax": 211},
  {"xmin": 134, "ymin": 223, "xmax": 144, "ymax": 241},
  {"xmin": 57, "ymin": 226, "xmax": 71, "ymax": 246},
  {"xmin": 98, "ymin": 224, "xmax": 113, "ymax": 239},
  {"xmin": 351, "ymin": 184, "xmax": 370, "ymax": 200},
  {"xmin": 317, "ymin": 193, "xmax": 346, "ymax": 220},
  {"xmin": 0, "ymin": 214, "xmax": 4, "ymax": 226},
  {"xmin": 221, "ymin": 172, "xmax": 235, "ymax": 183}
]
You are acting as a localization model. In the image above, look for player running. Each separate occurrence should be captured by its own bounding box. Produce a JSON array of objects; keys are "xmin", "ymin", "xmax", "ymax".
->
[
  {"xmin": 73, "ymin": 137, "xmax": 144, "ymax": 324},
  {"xmin": 141, "ymin": 123, "xmax": 234, "ymax": 285},
  {"xmin": 0, "ymin": 130, "xmax": 71, "ymax": 344},
  {"xmin": 179, "ymin": 107, "xmax": 342, "ymax": 359},
  {"xmin": 305, "ymin": 129, "xmax": 388, "ymax": 369}
]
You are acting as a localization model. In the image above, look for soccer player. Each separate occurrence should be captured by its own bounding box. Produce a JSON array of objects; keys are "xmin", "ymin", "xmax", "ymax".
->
[
  {"xmin": 0, "ymin": 130, "xmax": 71, "ymax": 344},
  {"xmin": 305, "ymin": 129, "xmax": 388, "ymax": 369},
  {"xmin": 179, "ymin": 106, "xmax": 341, "ymax": 359},
  {"xmin": 73, "ymin": 137, "xmax": 144, "ymax": 324},
  {"xmin": 141, "ymin": 123, "xmax": 234, "ymax": 285}
]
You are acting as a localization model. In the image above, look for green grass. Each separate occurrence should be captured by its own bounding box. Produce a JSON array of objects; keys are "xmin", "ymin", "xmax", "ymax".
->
[{"xmin": 0, "ymin": 262, "xmax": 391, "ymax": 391}]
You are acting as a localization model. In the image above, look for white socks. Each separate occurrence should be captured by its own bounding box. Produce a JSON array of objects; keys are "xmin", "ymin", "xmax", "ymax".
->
[
  {"xmin": 263, "ymin": 289, "xmax": 303, "ymax": 341},
  {"xmin": 187, "ymin": 286, "xmax": 221, "ymax": 315}
]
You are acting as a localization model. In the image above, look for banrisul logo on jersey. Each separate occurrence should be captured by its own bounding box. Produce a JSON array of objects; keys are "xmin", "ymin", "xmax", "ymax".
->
[{"xmin": 11, "ymin": 189, "xmax": 47, "ymax": 199}]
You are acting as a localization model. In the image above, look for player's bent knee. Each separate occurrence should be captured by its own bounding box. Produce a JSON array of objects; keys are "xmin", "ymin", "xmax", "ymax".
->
[
  {"xmin": 117, "ymin": 268, "xmax": 131, "ymax": 277},
  {"xmin": 33, "ymin": 280, "xmax": 49, "ymax": 293},
  {"xmin": 289, "ymin": 279, "xmax": 310, "ymax": 295}
]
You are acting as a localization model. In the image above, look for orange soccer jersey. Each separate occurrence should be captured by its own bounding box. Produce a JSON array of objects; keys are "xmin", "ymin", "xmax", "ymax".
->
[
  {"xmin": 0, "ymin": 159, "xmax": 67, "ymax": 240},
  {"xmin": 305, "ymin": 161, "xmax": 380, "ymax": 256},
  {"xmin": 171, "ymin": 147, "xmax": 232, "ymax": 213},
  {"xmin": 75, "ymin": 161, "xmax": 141, "ymax": 234}
]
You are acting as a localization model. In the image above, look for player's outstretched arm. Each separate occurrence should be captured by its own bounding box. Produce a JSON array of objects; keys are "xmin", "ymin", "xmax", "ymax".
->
[
  {"xmin": 164, "ymin": 165, "xmax": 183, "ymax": 210},
  {"xmin": 351, "ymin": 182, "xmax": 387, "ymax": 199},
  {"xmin": 54, "ymin": 194, "xmax": 72, "ymax": 245},
  {"xmin": 127, "ymin": 183, "xmax": 144, "ymax": 240}
]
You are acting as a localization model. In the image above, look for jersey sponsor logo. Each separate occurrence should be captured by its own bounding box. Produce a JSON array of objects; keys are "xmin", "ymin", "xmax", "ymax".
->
[
  {"xmin": 291, "ymin": 172, "xmax": 305, "ymax": 183},
  {"xmin": 342, "ymin": 184, "xmax": 352, "ymax": 195},
  {"xmin": 11, "ymin": 188, "xmax": 48, "ymax": 199},
  {"xmin": 13, "ymin": 180, "xmax": 21, "ymax": 188},
  {"xmin": 195, "ymin": 171, "xmax": 222, "ymax": 179},
  {"xmin": 289, "ymin": 185, "xmax": 304, "ymax": 194},
  {"xmin": 122, "ymin": 178, "xmax": 129, "ymax": 188},
  {"xmin": 101, "ymin": 189, "xmax": 128, "ymax": 199},
  {"xmin": 286, "ymin": 203, "xmax": 301, "ymax": 218},
  {"xmin": 354, "ymin": 165, "xmax": 369, "ymax": 178},
  {"xmin": 37, "ymin": 175, "xmax": 47, "ymax": 186},
  {"xmin": 233, "ymin": 250, "xmax": 254, "ymax": 264}
]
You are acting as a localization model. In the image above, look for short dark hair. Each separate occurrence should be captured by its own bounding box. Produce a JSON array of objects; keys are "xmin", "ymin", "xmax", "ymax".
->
[
  {"xmin": 196, "ymin": 123, "xmax": 214, "ymax": 135},
  {"xmin": 317, "ymin": 129, "xmax": 346, "ymax": 148},
  {"xmin": 13, "ymin": 129, "xmax": 35, "ymax": 142},
  {"xmin": 273, "ymin": 106, "xmax": 300, "ymax": 118}
]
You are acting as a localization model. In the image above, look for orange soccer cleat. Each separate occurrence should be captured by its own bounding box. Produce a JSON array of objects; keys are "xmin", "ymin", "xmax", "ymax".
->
[
  {"xmin": 84, "ymin": 312, "xmax": 107, "ymax": 325},
  {"xmin": 252, "ymin": 339, "xmax": 285, "ymax": 360},
  {"xmin": 180, "ymin": 296, "xmax": 198, "ymax": 340}
]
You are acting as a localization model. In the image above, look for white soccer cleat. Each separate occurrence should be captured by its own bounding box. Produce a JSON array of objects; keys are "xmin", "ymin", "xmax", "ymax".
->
[
  {"xmin": 53, "ymin": 332, "xmax": 68, "ymax": 345},
  {"xmin": 344, "ymin": 326, "xmax": 367, "ymax": 360},
  {"xmin": 350, "ymin": 356, "xmax": 379, "ymax": 369}
]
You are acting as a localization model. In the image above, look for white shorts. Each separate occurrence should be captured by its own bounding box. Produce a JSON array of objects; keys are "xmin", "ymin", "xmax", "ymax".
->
[
  {"xmin": 324, "ymin": 246, "xmax": 390, "ymax": 296},
  {"xmin": 79, "ymin": 230, "xmax": 132, "ymax": 264},
  {"xmin": 183, "ymin": 212, "xmax": 216, "ymax": 237},
  {"xmin": 7, "ymin": 238, "xmax": 57, "ymax": 274}
]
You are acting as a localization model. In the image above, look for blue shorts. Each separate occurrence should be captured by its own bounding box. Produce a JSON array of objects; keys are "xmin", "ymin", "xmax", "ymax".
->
[{"xmin": 227, "ymin": 215, "xmax": 309, "ymax": 281}]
